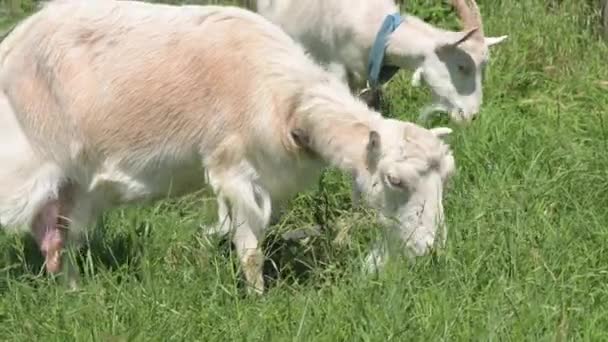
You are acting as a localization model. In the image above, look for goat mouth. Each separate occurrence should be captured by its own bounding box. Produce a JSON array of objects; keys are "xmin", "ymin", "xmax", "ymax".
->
[
  {"xmin": 419, "ymin": 102, "xmax": 450, "ymax": 122},
  {"xmin": 449, "ymin": 108, "xmax": 481, "ymax": 125},
  {"xmin": 449, "ymin": 109, "xmax": 467, "ymax": 123},
  {"xmin": 419, "ymin": 102, "xmax": 478, "ymax": 125}
]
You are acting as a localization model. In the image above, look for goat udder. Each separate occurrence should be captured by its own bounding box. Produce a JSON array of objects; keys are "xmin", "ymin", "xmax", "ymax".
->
[{"xmin": 31, "ymin": 199, "xmax": 66, "ymax": 273}]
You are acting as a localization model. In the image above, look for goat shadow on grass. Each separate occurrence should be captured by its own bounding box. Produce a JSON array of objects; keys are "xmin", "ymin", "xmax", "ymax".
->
[
  {"xmin": 0, "ymin": 217, "xmax": 146, "ymax": 292},
  {"xmin": 1, "ymin": 220, "xmax": 346, "ymax": 294},
  {"xmin": 215, "ymin": 225, "xmax": 345, "ymax": 292}
]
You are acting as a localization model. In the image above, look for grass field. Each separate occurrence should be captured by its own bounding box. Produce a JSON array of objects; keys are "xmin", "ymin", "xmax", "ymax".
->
[{"xmin": 1, "ymin": 0, "xmax": 608, "ymax": 340}]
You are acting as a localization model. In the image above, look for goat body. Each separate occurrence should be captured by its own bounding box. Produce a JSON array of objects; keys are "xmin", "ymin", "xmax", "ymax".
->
[
  {"xmin": 251, "ymin": 0, "xmax": 508, "ymax": 122},
  {"xmin": 0, "ymin": 0, "xmax": 455, "ymax": 293}
]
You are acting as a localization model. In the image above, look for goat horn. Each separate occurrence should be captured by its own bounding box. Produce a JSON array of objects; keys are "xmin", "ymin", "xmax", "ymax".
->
[{"xmin": 451, "ymin": 0, "xmax": 484, "ymax": 39}]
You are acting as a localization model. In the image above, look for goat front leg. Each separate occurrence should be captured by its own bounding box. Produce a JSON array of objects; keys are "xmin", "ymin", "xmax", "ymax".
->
[
  {"xmin": 230, "ymin": 190, "xmax": 269, "ymax": 294},
  {"xmin": 208, "ymin": 168, "xmax": 271, "ymax": 295},
  {"xmin": 202, "ymin": 196, "xmax": 232, "ymax": 238},
  {"xmin": 232, "ymin": 218, "xmax": 265, "ymax": 295}
]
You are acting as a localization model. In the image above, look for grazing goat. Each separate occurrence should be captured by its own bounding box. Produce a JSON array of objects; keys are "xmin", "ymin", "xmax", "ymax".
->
[
  {"xmin": 245, "ymin": 0, "xmax": 508, "ymax": 123},
  {"xmin": 0, "ymin": 0, "xmax": 456, "ymax": 293}
]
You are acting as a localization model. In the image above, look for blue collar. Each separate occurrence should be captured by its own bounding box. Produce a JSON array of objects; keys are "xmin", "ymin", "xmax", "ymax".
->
[{"xmin": 367, "ymin": 13, "xmax": 403, "ymax": 89}]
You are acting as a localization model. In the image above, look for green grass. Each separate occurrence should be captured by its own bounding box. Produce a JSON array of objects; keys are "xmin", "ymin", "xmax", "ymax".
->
[{"xmin": 2, "ymin": 0, "xmax": 608, "ymax": 340}]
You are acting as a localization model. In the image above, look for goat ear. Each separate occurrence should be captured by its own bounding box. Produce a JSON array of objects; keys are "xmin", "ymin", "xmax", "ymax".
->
[
  {"xmin": 291, "ymin": 128, "xmax": 310, "ymax": 148},
  {"xmin": 437, "ymin": 27, "xmax": 479, "ymax": 50},
  {"xmin": 430, "ymin": 127, "xmax": 453, "ymax": 139},
  {"xmin": 485, "ymin": 35, "xmax": 508, "ymax": 47},
  {"xmin": 367, "ymin": 130, "xmax": 381, "ymax": 152},
  {"xmin": 366, "ymin": 130, "xmax": 382, "ymax": 168},
  {"xmin": 453, "ymin": 27, "xmax": 479, "ymax": 46}
]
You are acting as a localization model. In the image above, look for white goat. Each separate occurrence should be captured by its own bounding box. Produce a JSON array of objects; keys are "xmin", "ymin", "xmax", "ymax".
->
[
  {"xmin": 246, "ymin": 0, "xmax": 508, "ymax": 123},
  {"xmin": 0, "ymin": 0, "xmax": 456, "ymax": 293}
]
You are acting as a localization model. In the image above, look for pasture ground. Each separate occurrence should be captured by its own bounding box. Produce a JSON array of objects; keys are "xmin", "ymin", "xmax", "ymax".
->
[{"xmin": 1, "ymin": 0, "xmax": 608, "ymax": 340}]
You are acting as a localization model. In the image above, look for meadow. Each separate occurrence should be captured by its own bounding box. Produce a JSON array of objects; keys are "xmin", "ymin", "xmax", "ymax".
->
[{"xmin": 1, "ymin": 0, "xmax": 608, "ymax": 340}]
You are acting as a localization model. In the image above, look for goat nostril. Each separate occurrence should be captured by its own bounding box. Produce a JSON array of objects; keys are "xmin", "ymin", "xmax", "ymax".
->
[{"xmin": 472, "ymin": 115, "xmax": 478, "ymax": 121}]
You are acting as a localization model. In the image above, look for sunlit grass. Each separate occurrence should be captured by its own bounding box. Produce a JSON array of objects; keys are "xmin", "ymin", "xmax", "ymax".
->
[{"xmin": 1, "ymin": 0, "xmax": 608, "ymax": 340}]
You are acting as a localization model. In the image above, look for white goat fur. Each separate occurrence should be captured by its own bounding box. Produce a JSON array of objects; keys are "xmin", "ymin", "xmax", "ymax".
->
[
  {"xmin": 0, "ymin": 0, "xmax": 456, "ymax": 293},
  {"xmin": 249, "ymin": 0, "xmax": 508, "ymax": 123}
]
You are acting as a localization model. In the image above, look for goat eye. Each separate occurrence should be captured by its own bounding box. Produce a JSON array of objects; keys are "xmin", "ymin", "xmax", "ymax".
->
[
  {"xmin": 386, "ymin": 174, "xmax": 402, "ymax": 188},
  {"xmin": 458, "ymin": 65, "xmax": 468, "ymax": 73}
]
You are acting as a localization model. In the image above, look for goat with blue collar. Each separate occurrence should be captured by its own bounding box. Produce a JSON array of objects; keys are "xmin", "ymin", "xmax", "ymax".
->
[
  {"xmin": 248, "ymin": 0, "xmax": 508, "ymax": 124},
  {"xmin": 359, "ymin": 12, "xmax": 404, "ymax": 111}
]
